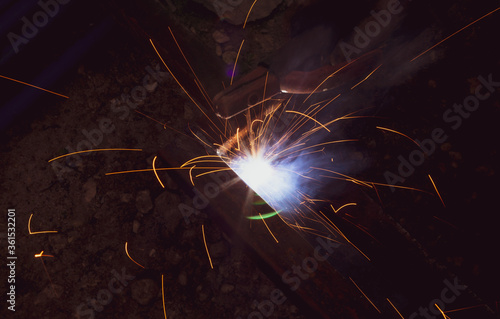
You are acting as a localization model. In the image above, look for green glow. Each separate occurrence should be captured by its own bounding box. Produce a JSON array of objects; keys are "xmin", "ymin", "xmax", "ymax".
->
[
  {"xmin": 252, "ymin": 199, "xmax": 267, "ymax": 205},
  {"xmin": 246, "ymin": 210, "xmax": 281, "ymax": 220}
]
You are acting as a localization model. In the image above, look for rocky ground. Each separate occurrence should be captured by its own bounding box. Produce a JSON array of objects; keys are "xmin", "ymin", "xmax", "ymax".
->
[{"xmin": 1, "ymin": 0, "xmax": 500, "ymax": 318}]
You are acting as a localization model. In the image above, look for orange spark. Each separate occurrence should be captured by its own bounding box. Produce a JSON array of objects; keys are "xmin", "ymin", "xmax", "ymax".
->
[
  {"xmin": 372, "ymin": 183, "xmax": 383, "ymax": 205},
  {"xmin": 350, "ymin": 64, "xmax": 382, "ymax": 90},
  {"xmin": 428, "ymin": 174, "xmax": 445, "ymax": 207},
  {"xmin": 376, "ymin": 126, "xmax": 420, "ymax": 147},
  {"xmin": 0, "ymin": 74, "xmax": 69, "ymax": 98},
  {"xmin": 162, "ymin": 274, "xmax": 168, "ymax": 319},
  {"xmin": 321, "ymin": 106, "xmax": 375, "ymax": 127},
  {"xmin": 243, "ymin": 0, "xmax": 259, "ymax": 28},
  {"xmin": 412, "ymin": 6, "xmax": 500, "ymax": 62},
  {"xmin": 195, "ymin": 167, "xmax": 233, "ymax": 178},
  {"xmin": 189, "ymin": 165, "xmax": 196, "ymax": 186},
  {"xmin": 333, "ymin": 223, "xmax": 370, "ymax": 261},
  {"xmin": 341, "ymin": 217, "xmax": 381, "ymax": 245},
  {"xmin": 202, "ymin": 224, "xmax": 213, "ymax": 269},
  {"xmin": 236, "ymin": 127, "xmax": 241, "ymax": 151},
  {"xmin": 28, "ymin": 214, "xmax": 58, "ymax": 235},
  {"xmin": 35, "ymin": 250, "xmax": 59, "ymax": 298},
  {"xmin": 149, "ymin": 38, "xmax": 223, "ymax": 136},
  {"xmin": 369, "ymin": 181, "xmax": 432, "ymax": 194},
  {"xmin": 259, "ymin": 213, "xmax": 279, "ymax": 243},
  {"xmin": 153, "ymin": 156, "xmax": 165, "ymax": 188},
  {"xmin": 193, "ymin": 77, "xmax": 215, "ymax": 111},
  {"xmin": 181, "ymin": 155, "xmax": 229, "ymax": 167},
  {"xmin": 444, "ymin": 304, "xmax": 487, "ymax": 314},
  {"xmin": 314, "ymin": 205, "xmax": 371, "ymax": 260},
  {"xmin": 48, "ymin": 148, "xmax": 142, "ymax": 162},
  {"xmin": 230, "ymin": 39, "xmax": 245, "ymax": 85},
  {"xmin": 322, "ymin": 94, "xmax": 342, "ymax": 108},
  {"xmin": 188, "ymin": 124, "xmax": 214, "ymax": 149},
  {"xmin": 262, "ymin": 71, "xmax": 269, "ymax": 108},
  {"xmin": 317, "ymin": 167, "xmax": 431, "ymax": 194},
  {"xmin": 105, "ymin": 166, "xmax": 226, "ymax": 176},
  {"xmin": 330, "ymin": 203, "xmax": 357, "ymax": 214},
  {"xmin": 35, "ymin": 251, "xmax": 54, "ymax": 258},
  {"xmin": 387, "ymin": 298, "xmax": 405, "ymax": 319},
  {"xmin": 304, "ymin": 55, "xmax": 365, "ymax": 102},
  {"xmin": 433, "ymin": 216, "xmax": 458, "ymax": 229},
  {"xmin": 124, "ymin": 242, "xmax": 146, "ymax": 269},
  {"xmin": 251, "ymin": 119, "xmax": 264, "ymax": 132},
  {"xmin": 134, "ymin": 109, "xmax": 166, "ymax": 126},
  {"xmin": 311, "ymin": 167, "xmax": 372, "ymax": 188},
  {"xmin": 181, "ymin": 160, "xmax": 227, "ymax": 166},
  {"xmin": 435, "ymin": 303, "xmax": 451, "ymax": 319},
  {"xmin": 285, "ymin": 110, "xmax": 331, "ymax": 132},
  {"xmin": 168, "ymin": 26, "xmax": 213, "ymax": 109},
  {"xmin": 349, "ymin": 277, "xmax": 381, "ymax": 313}
]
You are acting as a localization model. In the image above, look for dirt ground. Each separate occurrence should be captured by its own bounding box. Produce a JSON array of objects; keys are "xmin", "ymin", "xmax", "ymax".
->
[{"xmin": 1, "ymin": 0, "xmax": 500, "ymax": 318}]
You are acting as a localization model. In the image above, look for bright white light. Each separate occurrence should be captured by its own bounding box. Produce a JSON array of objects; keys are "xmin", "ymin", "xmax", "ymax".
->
[
  {"xmin": 237, "ymin": 156, "xmax": 274, "ymax": 192},
  {"xmin": 231, "ymin": 154, "xmax": 297, "ymax": 211}
]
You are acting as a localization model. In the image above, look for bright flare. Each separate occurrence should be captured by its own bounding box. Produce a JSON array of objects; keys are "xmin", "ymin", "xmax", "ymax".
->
[
  {"xmin": 235, "ymin": 156, "xmax": 273, "ymax": 191},
  {"xmin": 231, "ymin": 154, "xmax": 297, "ymax": 211}
]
